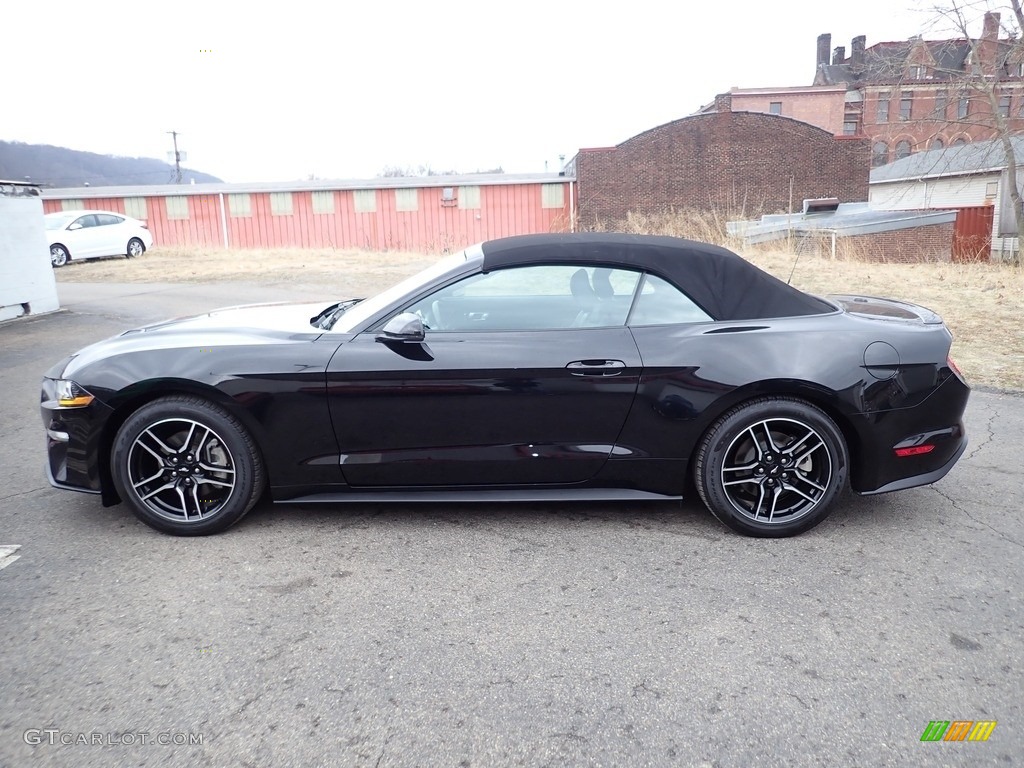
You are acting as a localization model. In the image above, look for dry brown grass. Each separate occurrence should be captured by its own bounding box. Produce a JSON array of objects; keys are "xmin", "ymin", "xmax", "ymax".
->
[
  {"xmin": 55, "ymin": 243, "xmax": 1023, "ymax": 391},
  {"xmin": 589, "ymin": 209, "xmax": 747, "ymax": 249}
]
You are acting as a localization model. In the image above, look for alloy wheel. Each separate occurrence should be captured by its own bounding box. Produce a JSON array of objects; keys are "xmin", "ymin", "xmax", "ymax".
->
[
  {"xmin": 719, "ymin": 417, "xmax": 832, "ymax": 525},
  {"xmin": 126, "ymin": 417, "xmax": 237, "ymax": 523}
]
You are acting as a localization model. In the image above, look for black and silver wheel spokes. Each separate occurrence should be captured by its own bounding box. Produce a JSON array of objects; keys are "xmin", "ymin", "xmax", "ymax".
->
[
  {"xmin": 127, "ymin": 418, "xmax": 236, "ymax": 523},
  {"xmin": 720, "ymin": 418, "xmax": 832, "ymax": 525}
]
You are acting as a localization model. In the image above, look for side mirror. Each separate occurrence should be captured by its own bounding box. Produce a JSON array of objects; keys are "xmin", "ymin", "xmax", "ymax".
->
[{"xmin": 376, "ymin": 312, "xmax": 425, "ymax": 343}]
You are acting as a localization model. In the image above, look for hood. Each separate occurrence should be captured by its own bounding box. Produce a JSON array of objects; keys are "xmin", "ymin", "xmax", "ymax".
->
[
  {"xmin": 61, "ymin": 301, "xmax": 339, "ymax": 377},
  {"xmin": 134, "ymin": 301, "xmax": 333, "ymax": 334}
]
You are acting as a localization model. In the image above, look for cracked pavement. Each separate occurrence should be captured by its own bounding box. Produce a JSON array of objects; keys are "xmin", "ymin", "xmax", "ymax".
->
[{"xmin": 1, "ymin": 282, "xmax": 1021, "ymax": 767}]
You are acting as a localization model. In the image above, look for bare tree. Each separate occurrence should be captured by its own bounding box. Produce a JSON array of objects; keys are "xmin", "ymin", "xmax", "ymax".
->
[
  {"xmin": 378, "ymin": 164, "xmax": 457, "ymax": 178},
  {"xmin": 859, "ymin": 1, "xmax": 1024, "ymax": 255},
  {"xmin": 924, "ymin": 1, "xmax": 1024, "ymax": 245}
]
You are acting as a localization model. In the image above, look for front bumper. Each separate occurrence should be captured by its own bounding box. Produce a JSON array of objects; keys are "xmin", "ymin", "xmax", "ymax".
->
[{"xmin": 40, "ymin": 377, "xmax": 113, "ymax": 496}]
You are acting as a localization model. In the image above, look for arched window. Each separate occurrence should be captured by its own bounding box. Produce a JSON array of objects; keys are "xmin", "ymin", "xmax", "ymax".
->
[
  {"xmin": 895, "ymin": 140, "xmax": 912, "ymax": 160},
  {"xmin": 930, "ymin": 137, "xmax": 945, "ymax": 150},
  {"xmin": 871, "ymin": 142, "xmax": 889, "ymax": 166},
  {"xmin": 951, "ymin": 137, "xmax": 969, "ymax": 147}
]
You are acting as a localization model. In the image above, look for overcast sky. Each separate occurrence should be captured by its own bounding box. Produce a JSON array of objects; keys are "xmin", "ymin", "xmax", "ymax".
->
[{"xmin": 3, "ymin": 0, "xmax": 986, "ymax": 184}]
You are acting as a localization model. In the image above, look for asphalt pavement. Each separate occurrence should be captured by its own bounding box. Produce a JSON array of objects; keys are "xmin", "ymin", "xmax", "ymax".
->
[{"xmin": 0, "ymin": 282, "xmax": 1021, "ymax": 767}]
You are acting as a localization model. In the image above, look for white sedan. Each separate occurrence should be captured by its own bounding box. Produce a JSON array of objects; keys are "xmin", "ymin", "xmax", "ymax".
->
[{"xmin": 45, "ymin": 210, "xmax": 154, "ymax": 267}]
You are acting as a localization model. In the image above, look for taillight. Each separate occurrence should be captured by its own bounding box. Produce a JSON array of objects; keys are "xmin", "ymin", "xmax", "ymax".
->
[
  {"xmin": 947, "ymin": 356, "xmax": 964, "ymax": 378},
  {"xmin": 894, "ymin": 445, "xmax": 935, "ymax": 458}
]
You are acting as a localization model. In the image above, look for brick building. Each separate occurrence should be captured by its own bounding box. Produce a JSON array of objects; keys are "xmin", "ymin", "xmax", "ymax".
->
[
  {"xmin": 712, "ymin": 85, "xmax": 849, "ymax": 135},
  {"xmin": 710, "ymin": 12, "xmax": 1024, "ymax": 167},
  {"xmin": 571, "ymin": 98, "xmax": 869, "ymax": 224}
]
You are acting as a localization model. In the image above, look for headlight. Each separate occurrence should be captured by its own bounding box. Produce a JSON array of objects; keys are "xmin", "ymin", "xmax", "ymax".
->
[{"xmin": 55, "ymin": 379, "xmax": 95, "ymax": 408}]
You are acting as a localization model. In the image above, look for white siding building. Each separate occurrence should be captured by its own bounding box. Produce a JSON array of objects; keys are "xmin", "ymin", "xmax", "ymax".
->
[{"xmin": 869, "ymin": 139, "xmax": 1020, "ymax": 260}]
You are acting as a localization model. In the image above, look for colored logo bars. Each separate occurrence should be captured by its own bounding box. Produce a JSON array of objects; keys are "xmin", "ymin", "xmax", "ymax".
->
[{"xmin": 921, "ymin": 721, "xmax": 997, "ymax": 742}]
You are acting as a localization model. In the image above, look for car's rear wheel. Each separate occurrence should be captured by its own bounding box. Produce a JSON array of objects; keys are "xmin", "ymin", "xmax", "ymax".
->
[
  {"xmin": 694, "ymin": 397, "xmax": 848, "ymax": 538},
  {"xmin": 111, "ymin": 396, "xmax": 265, "ymax": 535},
  {"xmin": 127, "ymin": 238, "xmax": 145, "ymax": 258},
  {"xmin": 51, "ymin": 245, "xmax": 69, "ymax": 267}
]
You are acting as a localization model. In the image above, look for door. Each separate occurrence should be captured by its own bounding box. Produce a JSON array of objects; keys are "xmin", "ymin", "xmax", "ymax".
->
[
  {"xmin": 65, "ymin": 214, "xmax": 105, "ymax": 258},
  {"xmin": 325, "ymin": 264, "xmax": 645, "ymax": 487},
  {"xmin": 93, "ymin": 213, "xmax": 128, "ymax": 257}
]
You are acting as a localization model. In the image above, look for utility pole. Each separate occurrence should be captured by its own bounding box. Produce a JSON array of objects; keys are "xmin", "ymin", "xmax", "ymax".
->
[{"xmin": 167, "ymin": 131, "xmax": 183, "ymax": 184}]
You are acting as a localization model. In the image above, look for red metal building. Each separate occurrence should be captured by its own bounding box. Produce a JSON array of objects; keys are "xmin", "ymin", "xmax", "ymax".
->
[{"xmin": 41, "ymin": 174, "xmax": 575, "ymax": 253}]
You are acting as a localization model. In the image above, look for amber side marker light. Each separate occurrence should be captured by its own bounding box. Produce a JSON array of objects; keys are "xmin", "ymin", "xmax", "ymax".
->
[
  {"xmin": 56, "ymin": 380, "xmax": 95, "ymax": 408},
  {"xmin": 894, "ymin": 445, "xmax": 936, "ymax": 458}
]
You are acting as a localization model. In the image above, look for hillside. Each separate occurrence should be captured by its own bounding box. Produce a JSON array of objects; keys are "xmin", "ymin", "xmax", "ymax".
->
[{"xmin": 0, "ymin": 140, "xmax": 223, "ymax": 187}]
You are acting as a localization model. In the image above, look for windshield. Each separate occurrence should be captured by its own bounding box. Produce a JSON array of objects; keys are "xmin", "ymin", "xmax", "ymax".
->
[
  {"xmin": 45, "ymin": 214, "xmax": 74, "ymax": 230},
  {"xmin": 330, "ymin": 251, "xmax": 471, "ymax": 333}
]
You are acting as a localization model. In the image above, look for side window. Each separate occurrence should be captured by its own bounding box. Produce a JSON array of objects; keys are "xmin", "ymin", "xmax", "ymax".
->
[
  {"xmin": 403, "ymin": 265, "xmax": 640, "ymax": 332},
  {"xmin": 95, "ymin": 214, "xmax": 123, "ymax": 226},
  {"xmin": 71, "ymin": 215, "xmax": 96, "ymax": 229},
  {"xmin": 627, "ymin": 274, "xmax": 712, "ymax": 326}
]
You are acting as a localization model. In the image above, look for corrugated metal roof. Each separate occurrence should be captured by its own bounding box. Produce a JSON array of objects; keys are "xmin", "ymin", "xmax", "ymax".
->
[
  {"xmin": 729, "ymin": 202, "xmax": 957, "ymax": 244},
  {"xmin": 40, "ymin": 173, "xmax": 575, "ymax": 200},
  {"xmin": 869, "ymin": 137, "xmax": 1023, "ymax": 183}
]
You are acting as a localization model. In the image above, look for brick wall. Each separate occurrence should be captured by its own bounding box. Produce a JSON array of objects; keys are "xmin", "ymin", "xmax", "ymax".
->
[
  {"xmin": 728, "ymin": 90, "xmax": 847, "ymax": 134},
  {"xmin": 838, "ymin": 222, "xmax": 954, "ymax": 262},
  {"xmin": 787, "ymin": 222, "xmax": 954, "ymax": 262},
  {"xmin": 575, "ymin": 111, "xmax": 870, "ymax": 224}
]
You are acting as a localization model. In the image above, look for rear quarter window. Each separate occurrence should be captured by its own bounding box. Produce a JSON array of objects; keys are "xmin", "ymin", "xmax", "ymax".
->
[{"xmin": 628, "ymin": 275, "xmax": 712, "ymax": 325}]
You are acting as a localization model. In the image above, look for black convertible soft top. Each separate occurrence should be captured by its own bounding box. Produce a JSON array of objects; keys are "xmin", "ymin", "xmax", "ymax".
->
[{"xmin": 479, "ymin": 233, "xmax": 831, "ymax": 321}]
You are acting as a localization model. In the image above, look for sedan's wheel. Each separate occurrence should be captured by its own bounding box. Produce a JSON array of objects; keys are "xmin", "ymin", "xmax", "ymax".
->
[
  {"xmin": 694, "ymin": 397, "xmax": 848, "ymax": 537},
  {"xmin": 126, "ymin": 238, "xmax": 145, "ymax": 258},
  {"xmin": 111, "ymin": 396, "xmax": 265, "ymax": 535},
  {"xmin": 50, "ymin": 245, "xmax": 69, "ymax": 267}
]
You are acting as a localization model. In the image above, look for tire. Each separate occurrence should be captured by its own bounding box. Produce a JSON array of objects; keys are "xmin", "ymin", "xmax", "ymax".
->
[
  {"xmin": 127, "ymin": 237, "xmax": 145, "ymax": 258},
  {"xmin": 51, "ymin": 244, "xmax": 69, "ymax": 267},
  {"xmin": 111, "ymin": 396, "xmax": 265, "ymax": 536},
  {"xmin": 694, "ymin": 397, "xmax": 848, "ymax": 538}
]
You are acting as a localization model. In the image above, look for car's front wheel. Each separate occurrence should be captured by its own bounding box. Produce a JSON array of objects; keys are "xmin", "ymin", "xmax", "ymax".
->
[
  {"xmin": 694, "ymin": 397, "xmax": 848, "ymax": 537},
  {"xmin": 111, "ymin": 396, "xmax": 265, "ymax": 535},
  {"xmin": 51, "ymin": 245, "xmax": 69, "ymax": 267},
  {"xmin": 127, "ymin": 238, "xmax": 145, "ymax": 258}
]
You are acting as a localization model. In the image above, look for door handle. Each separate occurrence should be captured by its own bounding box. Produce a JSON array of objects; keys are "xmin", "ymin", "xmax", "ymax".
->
[{"xmin": 566, "ymin": 359, "xmax": 626, "ymax": 376}]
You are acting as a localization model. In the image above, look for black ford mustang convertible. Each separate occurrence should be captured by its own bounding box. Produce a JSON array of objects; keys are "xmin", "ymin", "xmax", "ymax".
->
[{"xmin": 41, "ymin": 233, "xmax": 969, "ymax": 537}]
